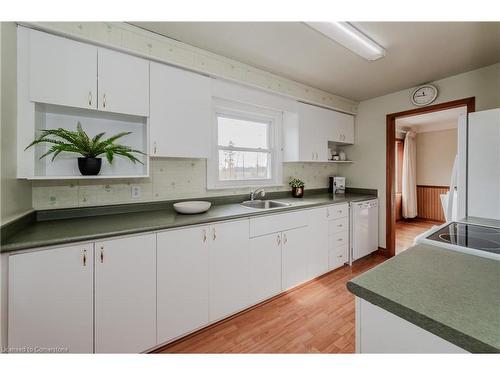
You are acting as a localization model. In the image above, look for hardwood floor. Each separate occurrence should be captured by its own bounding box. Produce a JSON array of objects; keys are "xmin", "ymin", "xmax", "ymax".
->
[
  {"xmin": 395, "ymin": 219, "xmax": 439, "ymax": 254},
  {"xmin": 153, "ymin": 253, "xmax": 387, "ymax": 354}
]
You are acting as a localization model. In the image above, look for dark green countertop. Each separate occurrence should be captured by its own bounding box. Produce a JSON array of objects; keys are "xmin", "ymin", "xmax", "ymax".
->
[
  {"xmin": 347, "ymin": 244, "xmax": 500, "ymax": 353},
  {"xmin": 1, "ymin": 192, "xmax": 376, "ymax": 253}
]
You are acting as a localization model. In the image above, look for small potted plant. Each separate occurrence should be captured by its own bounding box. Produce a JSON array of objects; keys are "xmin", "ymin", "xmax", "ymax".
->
[
  {"xmin": 25, "ymin": 122, "xmax": 145, "ymax": 175},
  {"xmin": 289, "ymin": 177, "xmax": 305, "ymax": 198}
]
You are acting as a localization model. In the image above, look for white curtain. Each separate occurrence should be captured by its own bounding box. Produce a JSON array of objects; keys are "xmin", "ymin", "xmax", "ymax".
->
[{"xmin": 402, "ymin": 131, "xmax": 418, "ymax": 218}]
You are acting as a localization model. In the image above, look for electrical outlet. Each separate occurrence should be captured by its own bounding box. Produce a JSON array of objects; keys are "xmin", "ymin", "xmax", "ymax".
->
[{"xmin": 131, "ymin": 185, "xmax": 141, "ymax": 199}]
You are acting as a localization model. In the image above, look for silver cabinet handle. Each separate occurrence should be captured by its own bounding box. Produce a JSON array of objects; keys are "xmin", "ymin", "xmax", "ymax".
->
[
  {"xmin": 153, "ymin": 141, "xmax": 157, "ymax": 155},
  {"xmin": 100, "ymin": 246, "xmax": 104, "ymax": 263},
  {"xmin": 212, "ymin": 227, "xmax": 216, "ymax": 241},
  {"xmin": 338, "ymin": 224, "xmax": 343, "ymax": 228},
  {"xmin": 203, "ymin": 229, "xmax": 207, "ymax": 243},
  {"xmin": 315, "ymin": 152, "xmax": 319, "ymax": 160},
  {"xmin": 277, "ymin": 234, "xmax": 281, "ymax": 246},
  {"xmin": 88, "ymin": 91, "xmax": 92, "ymax": 106},
  {"xmin": 326, "ymin": 209, "xmax": 330, "ymax": 218},
  {"xmin": 283, "ymin": 233, "xmax": 288, "ymax": 244},
  {"xmin": 103, "ymin": 93, "xmax": 107, "ymax": 108},
  {"xmin": 337, "ymin": 238, "xmax": 343, "ymax": 242},
  {"xmin": 83, "ymin": 250, "xmax": 87, "ymax": 266}
]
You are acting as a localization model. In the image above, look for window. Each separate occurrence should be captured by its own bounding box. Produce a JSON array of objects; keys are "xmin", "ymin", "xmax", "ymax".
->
[{"xmin": 207, "ymin": 100, "xmax": 283, "ymax": 189}]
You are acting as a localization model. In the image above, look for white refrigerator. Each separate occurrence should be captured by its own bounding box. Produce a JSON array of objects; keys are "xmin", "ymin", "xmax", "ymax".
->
[{"xmin": 455, "ymin": 108, "xmax": 500, "ymax": 220}]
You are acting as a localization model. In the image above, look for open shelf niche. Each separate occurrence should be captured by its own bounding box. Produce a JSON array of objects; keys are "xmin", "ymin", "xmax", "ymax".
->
[{"xmin": 26, "ymin": 103, "xmax": 149, "ymax": 180}]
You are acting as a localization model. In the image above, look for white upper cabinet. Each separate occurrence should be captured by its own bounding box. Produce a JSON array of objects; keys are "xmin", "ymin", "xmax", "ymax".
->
[
  {"xmin": 27, "ymin": 28, "xmax": 98, "ymax": 110},
  {"xmin": 8, "ymin": 243, "xmax": 94, "ymax": 353},
  {"xmin": 94, "ymin": 234, "xmax": 156, "ymax": 353},
  {"xmin": 284, "ymin": 102, "xmax": 354, "ymax": 162},
  {"xmin": 333, "ymin": 110, "xmax": 355, "ymax": 144},
  {"xmin": 150, "ymin": 62, "xmax": 211, "ymax": 158},
  {"xmin": 97, "ymin": 48, "xmax": 150, "ymax": 116}
]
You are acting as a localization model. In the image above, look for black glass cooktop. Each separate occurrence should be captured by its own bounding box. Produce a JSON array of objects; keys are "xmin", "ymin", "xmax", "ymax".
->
[{"xmin": 427, "ymin": 222, "xmax": 500, "ymax": 254}]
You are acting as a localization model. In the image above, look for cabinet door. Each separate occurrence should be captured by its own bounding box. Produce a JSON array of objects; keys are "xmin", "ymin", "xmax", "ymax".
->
[
  {"xmin": 333, "ymin": 111, "xmax": 354, "ymax": 144},
  {"xmin": 150, "ymin": 62, "xmax": 211, "ymax": 158},
  {"xmin": 308, "ymin": 208, "xmax": 329, "ymax": 279},
  {"xmin": 157, "ymin": 226, "xmax": 209, "ymax": 343},
  {"xmin": 98, "ymin": 48, "xmax": 149, "ymax": 116},
  {"xmin": 248, "ymin": 232, "xmax": 282, "ymax": 304},
  {"xmin": 297, "ymin": 102, "xmax": 328, "ymax": 161},
  {"xmin": 28, "ymin": 28, "xmax": 97, "ymax": 109},
  {"xmin": 8, "ymin": 244, "xmax": 93, "ymax": 353},
  {"xmin": 209, "ymin": 220, "xmax": 250, "ymax": 321},
  {"xmin": 94, "ymin": 234, "xmax": 156, "ymax": 353},
  {"xmin": 282, "ymin": 226, "xmax": 310, "ymax": 290}
]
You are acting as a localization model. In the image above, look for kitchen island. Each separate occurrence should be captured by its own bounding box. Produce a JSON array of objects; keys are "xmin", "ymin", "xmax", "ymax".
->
[{"xmin": 347, "ymin": 244, "xmax": 500, "ymax": 353}]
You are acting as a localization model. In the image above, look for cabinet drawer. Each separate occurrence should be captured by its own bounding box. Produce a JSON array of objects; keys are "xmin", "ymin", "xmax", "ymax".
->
[
  {"xmin": 249, "ymin": 210, "xmax": 307, "ymax": 238},
  {"xmin": 329, "ymin": 230, "xmax": 348, "ymax": 249},
  {"xmin": 329, "ymin": 217, "xmax": 348, "ymax": 235},
  {"xmin": 328, "ymin": 203, "xmax": 349, "ymax": 219},
  {"xmin": 329, "ymin": 244, "xmax": 348, "ymax": 270}
]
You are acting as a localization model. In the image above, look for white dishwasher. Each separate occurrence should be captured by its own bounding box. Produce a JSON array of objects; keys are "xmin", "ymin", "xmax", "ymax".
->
[{"xmin": 350, "ymin": 199, "xmax": 379, "ymax": 263}]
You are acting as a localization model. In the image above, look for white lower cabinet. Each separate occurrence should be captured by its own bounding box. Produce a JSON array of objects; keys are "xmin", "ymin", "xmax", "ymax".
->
[
  {"xmin": 94, "ymin": 234, "xmax": 156, "ymax": 353},
  {"xmin": 209, "ymin": 220, "xmax": 250, "ymax": 321},
  {"xmin": 307, "ymin": 207, "xmax": 329, "ymax": 279},
  {"xmin": 282, "ymin": 226, "xmax": 310, "ymax": 290},
  {"xmin": 6, "ymin": 203, "xmax": 353, "ymax": 352},
  {"xmin": 157, "ymin": 226, "xmax": 209, "ymax": 344},
  {"xmin": 8, "ymin": 243, "xmax": 94, "ymax": 353},
  {"xmin": 248, "ymin": 232, "xmax": 282, "ymax": 304}
]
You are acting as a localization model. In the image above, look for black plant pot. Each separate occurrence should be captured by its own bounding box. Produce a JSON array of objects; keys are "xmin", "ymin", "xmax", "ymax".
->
[
  {"xmin": 78, "ymin": 157, "xmax": 102, "ymax": 176},
  {"xmin": 291, "ymin": 187, "xmax": 304, "ymax": 198}
]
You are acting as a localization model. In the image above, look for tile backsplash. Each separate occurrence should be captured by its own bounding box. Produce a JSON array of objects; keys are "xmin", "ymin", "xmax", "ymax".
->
[{"xmin": 32, "ymin": 159, "xmax": 338, "ymax": 210}]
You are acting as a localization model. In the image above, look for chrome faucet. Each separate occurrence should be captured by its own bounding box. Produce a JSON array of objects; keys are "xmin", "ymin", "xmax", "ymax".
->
[{"xmin": 250, "ymin": 186, "xmax": 266, "ymax": 201}]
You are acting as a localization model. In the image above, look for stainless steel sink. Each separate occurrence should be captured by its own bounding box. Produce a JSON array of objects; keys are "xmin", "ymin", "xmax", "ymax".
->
[{"xmin": 240, "ymin": 200, "xmax": 291, "ymax": 209}]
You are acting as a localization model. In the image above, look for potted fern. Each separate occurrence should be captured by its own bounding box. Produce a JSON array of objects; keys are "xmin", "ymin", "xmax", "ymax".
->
[
  {"xmin": 26, "ymin": 122, "xmax": 145, "ymax": 176},
  {"xmin": 289, "ymin": 177, "xmax": 305, "ymax": 198}
]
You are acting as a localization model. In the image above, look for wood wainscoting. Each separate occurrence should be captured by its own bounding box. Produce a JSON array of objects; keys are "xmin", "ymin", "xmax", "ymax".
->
[{"xmin": 416, "ymin": 185, "xmax": 449, "ymax": 222}]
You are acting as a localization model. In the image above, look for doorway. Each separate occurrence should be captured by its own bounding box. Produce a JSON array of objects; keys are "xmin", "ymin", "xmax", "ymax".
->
[{"xmin": 385, "ymin": 97, "xmax": 475, "ymax": 257}]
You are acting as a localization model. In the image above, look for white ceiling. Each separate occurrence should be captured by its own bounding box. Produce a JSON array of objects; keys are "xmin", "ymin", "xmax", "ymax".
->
[
  {"xmin": 396, "ymin": 106, "xmax": 466, "ymax": 133},
  {"xmin": 130, "ymin": 22, "xmax": 500, "ymax": 101}
]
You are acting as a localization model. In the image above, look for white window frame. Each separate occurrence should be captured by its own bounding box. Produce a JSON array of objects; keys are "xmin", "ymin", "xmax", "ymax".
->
[{"xmin": 207, "ymin": 98, "xmax": 283, "ymax": 190}]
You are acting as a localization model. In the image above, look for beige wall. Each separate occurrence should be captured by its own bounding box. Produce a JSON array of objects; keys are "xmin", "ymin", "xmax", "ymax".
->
[
  {"xmin": 416, "ymin": 128, "xmax": 457, "ymax": 186},
  {"xmin": 338, "ymin": 62, "xmax": 500, "ymax": 248},
  {"xmin": 1, "ymin": 22, "xmax": 32, "ymax": 225}
]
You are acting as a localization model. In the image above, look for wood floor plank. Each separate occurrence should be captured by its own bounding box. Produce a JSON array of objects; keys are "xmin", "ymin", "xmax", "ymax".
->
[
  {"xmin": 153, "ymin": 253, "xmax": 387, "ymax": 354},
  {"xmin": 395, "ymin": 219, "xmax": 438, "ymax": 254}
]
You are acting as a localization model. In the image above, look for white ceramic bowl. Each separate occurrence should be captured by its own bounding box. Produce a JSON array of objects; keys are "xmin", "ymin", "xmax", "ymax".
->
[{"xmin": 173, "ymin": 201, "xmax": 212, "ymax": 214}]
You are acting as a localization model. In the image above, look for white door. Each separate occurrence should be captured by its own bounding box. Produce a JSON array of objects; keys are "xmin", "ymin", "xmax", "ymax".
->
[
  {"xmin": 157, "ymin": 226, "xmax": 209, "ymax": 343},
  {"xmin": 94, "ymin": 234, "xmax": 156, "ymax": 353},
  {"xmin": 8, "ymin": 244, "xmax": 94, "ymax": 353},
  {"xmin": 209, "ymin": 220, "xmax": 249, "ymax": 321},
  {"xmin": 307, "ymin": 207, "xmax": 329, "ymax": 278},
  {"xmin": 282, "ymin": 226, "xmax": 310, "ymax": 290},
  {"xmin": 98, "ymin": 48, "xmax": 150, "ymax": 116},
  {"xmin": 27, "ymin": 28, "xmax": 97, "ymax": 110},
  {"xmin": 150, "ymin": 62, "xmax": 212, "ymax": 158},
  {"xmin": 248, "ymin": 232, "xmax": 282, "ymax": 304}
]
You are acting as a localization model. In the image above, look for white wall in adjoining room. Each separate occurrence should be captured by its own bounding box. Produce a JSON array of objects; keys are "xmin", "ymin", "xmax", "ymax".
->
[{"xmin": 338, "ymin": 62, "xmax": 500, "ymax": 248}]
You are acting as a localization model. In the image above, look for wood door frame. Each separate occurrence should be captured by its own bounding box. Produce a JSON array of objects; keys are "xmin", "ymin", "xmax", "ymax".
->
[{"xmin": 385, "ymin": 97, "xmax": 475, "ymax": 257}]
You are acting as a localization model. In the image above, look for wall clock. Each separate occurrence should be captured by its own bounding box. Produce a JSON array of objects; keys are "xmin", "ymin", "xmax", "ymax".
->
[{"xmin": 411, "ymin": 84, "xmax": 438, "ymax": 106}]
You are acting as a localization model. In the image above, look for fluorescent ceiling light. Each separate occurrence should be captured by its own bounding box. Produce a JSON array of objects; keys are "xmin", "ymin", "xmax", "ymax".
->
[{"xmin": 305, "ymin": 22, "xmax": 386, "ymax": 61}]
